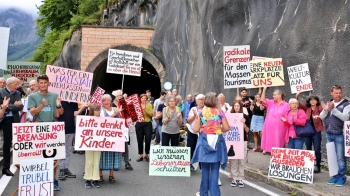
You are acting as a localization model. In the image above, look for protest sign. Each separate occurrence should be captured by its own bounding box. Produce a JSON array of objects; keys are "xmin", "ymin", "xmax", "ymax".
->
[
  {"xmin": 268, "ymin": 148, "xmax": 315, "ymax": 183},
  {"xmin": 149, "ymin": 146, "xmax": 190, "ymax": 177},
  {"xmin": 118, "ymin": 94, "xmax": 145, "ymax": 128},
  {"xmin": 287, "ymin": 63, "xmax": 313, "ymax": 94},
  {"xmin": 107, "ymin": 49, "xmax": 143, "ymax": 76},
  {"xmin": 248, "ymin": 58, "xmax": 284, "ymax": 88},
  {"xmin": 4, "ymin": 62, "xmax": 41, "ymax": 84},
  {"xmin": 89, "ymin": 86, "xmax": 105, "ymax": 105},
  {"xmin": 19, "ymin": 158, "xmax": 53, "ymax": 196},
  {"xmin": 75, "ymin": 115, "xmax": 126, "ymax": 152},
  {"xmin": 223, "ymin": 113, "xmax": 244, "ymax": 159},
  {"xmin": 344, "ymin": 121, "xmax": 350, "ymax": 157},
  {"xmin": 12, "ymin": 122, "xmax": 66, "ymax": 164},
  {"xmin": 46, "ymin": 65, "xmax": 93, "ymax": 103},
  {"xmin": 252, "ymin": 56, "xmax": 273, "ymax": 60},
  {"xmin": 0, "ymin": 27, "xmax": 10, "ymax": 70},
  {"xmin": 223, "ymin": 45, "xmax": 251, "ymax": 89},
  {"xmin": 326, "ymin": 142, "xmax": 339, "ymax": 177}
]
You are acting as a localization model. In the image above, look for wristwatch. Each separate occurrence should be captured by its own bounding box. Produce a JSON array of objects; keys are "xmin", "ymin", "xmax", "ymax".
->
[{"xmin": 56, "ymin": 104, "xmax": 62, "ymax": 109}]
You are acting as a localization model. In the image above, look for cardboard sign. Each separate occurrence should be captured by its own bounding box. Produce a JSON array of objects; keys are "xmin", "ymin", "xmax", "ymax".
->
[
  {"xmin": 268, "ymin": 148, "xmax": 315, "ymax": 183},
  {"xmin": 223, "ymin": 45, "xmax": 251, "ymax": 89},
  {"xmin": 223, "ymin": 113, "xmax": 244, "ymax": 159},
  {"xmin": 326, "ymin": 142, "xmax": 339, "ymax": 176},
  {"xmin": 118, "ymin": 94, "xmax": 145, "ymax": 128},
  {"xmin": 19, "ymin": 158, "xmax": 54, "ymax": 196},
  {"xmin": 343, "ymin": 121, "xmax": 350, "ymax": 157},
  {"xmin": 12, "ymin": 122, "xmax": 66, "ymax": 164},
  {"xmin": 106, "ymin": 49, "xmax": 143, "ymax": 76},
  {"xmin": 46, "ymin": 65, "xmax": 93, "ymax": 103},
  {"xmin": 4, "ymin": 62, "xmax": 41, "ymax": 84},
  {"xmin": 75, "ymin": 115, "xmax": 126, "ymax": 152},
  {"xmin": 287, "ymin": 63, "xmax": 313, "ymax": 94},
  {"xmin": 149, "ymin": 146, "xmax": 191, "ymax": 177},
  {"xmin": 0, "ymin": 27, "xmax": 10, "ymax": 70},
  {"xmin": 89, "ymin": 86, "xmax": 105, "ymax": 105},
  {"xmin": 248, "ymin": 58, "xmax": 284, "ymax": 88}
]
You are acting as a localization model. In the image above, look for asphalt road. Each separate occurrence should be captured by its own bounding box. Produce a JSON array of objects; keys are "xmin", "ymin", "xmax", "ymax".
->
[{"xmin": 1, "ymin": 132, "xmax": 287, "ymax": 196}]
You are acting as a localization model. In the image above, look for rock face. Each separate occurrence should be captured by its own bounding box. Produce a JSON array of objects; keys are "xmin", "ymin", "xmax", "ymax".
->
[{"xmin": 54, "ymin": 30, "xmax": 82, "ymax": 70}]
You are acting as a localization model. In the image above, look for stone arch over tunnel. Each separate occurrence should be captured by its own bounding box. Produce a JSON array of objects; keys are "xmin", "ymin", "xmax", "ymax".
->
[{"xmin": 86, "ymin": 44, "xmax": 166, "ymax": 97}]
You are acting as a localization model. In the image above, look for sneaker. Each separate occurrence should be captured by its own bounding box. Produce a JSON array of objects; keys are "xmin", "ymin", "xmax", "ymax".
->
[
  {"xmin": 251, "ymin": 148, "xmax": 258, "ymax": 152},
  {"xmin": 85, "ymin": 180, "xmax": 92, "ymax": 189},
  {"xmin": 238, "ymin": 180, "xmax": 244, "ymax": 188},
  {"xmin": 58, "ymin": 169, "xmax": 66, "ymax": 180},
  {"xmin": 335, "ymin": 178, "xmax": 346, "ymax": 187},
  {"xmin": 125, "ymin": 163, "xmax": 133, "ymax": 171},
  {"xmin": 230, "ymin": 180, "xmax": 238, "ymax": 187},
  {"xmin": 54, "ymin": 178, "xmax": 61, "ymax": 191},
  {"xmin": 314, "ymin": 166, "xmax": 320, "ymax": 173},
  {"xmin": 327, "ymin": 176, "xmax": 339, "ymax": 185},
  {"xmin": 196, "ymin": 192, "xmax": 200, "ymax": 196},
  {"xmin": 218, "ymin": 178, "xmax": 222, "ymax": 186},
  {"xmin": 92, "ymin": 181, "xmax": 101, "ymax": 188},
  {"xmin": 64, "ymin": 169, "xmax": 76, "ymax": 178}
]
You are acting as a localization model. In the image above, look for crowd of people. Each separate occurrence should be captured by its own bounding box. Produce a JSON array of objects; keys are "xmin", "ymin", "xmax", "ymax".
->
[{"xmin": 0, "ymin": 75, "xmax": 348, "ymax": 195}]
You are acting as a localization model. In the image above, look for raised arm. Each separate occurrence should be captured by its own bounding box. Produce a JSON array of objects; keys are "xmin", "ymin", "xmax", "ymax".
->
[{"xmin": 260, "ymin": 86, "xmax": 268, "ymax": 103}]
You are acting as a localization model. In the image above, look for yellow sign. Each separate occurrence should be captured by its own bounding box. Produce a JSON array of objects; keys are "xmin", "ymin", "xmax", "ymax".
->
[{"xmin": 247, "ymin": 58, "xmax": 284, "ymax": 88}]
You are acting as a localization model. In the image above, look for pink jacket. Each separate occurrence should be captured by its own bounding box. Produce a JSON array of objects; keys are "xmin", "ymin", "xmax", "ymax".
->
[{"xmin": 283, "ymin": 109, "xmax": 306, "ymax": 142}]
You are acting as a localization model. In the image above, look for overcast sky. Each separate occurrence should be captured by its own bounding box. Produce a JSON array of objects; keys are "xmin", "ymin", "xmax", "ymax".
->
[{"xmin": 0, "ymin": 0, "xmax": 43, "ymax": 18}]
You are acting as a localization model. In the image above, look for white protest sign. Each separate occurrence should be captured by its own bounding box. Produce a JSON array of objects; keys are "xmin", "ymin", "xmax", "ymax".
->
[
  {"xmin": 345, "ymin": 121, "xmax": 350, "ymax": 157},
  {"xmin": 268, "ymin": 148, "xmax": 315, "ymax": 183},
  {"xmin": 287, "ymin": 63, "xmax": 313, "ymax": 94},
  {"xmin": 223, "ymin": 45, "xmax": 251, "ymax": 89},
  {"xmin": 327, "ymin": 142, "xmax": 339, "ymax": 176},
  {"xmin": 12, "ymin": 122, "xmax": 66, "ymax": 164},
  {"xmin": 107, "ymin": 49, "xmax": 143, "ymax": 76},
  {"xmin": 19, "ymin": 158, "xmax": 54, "ymax": 196},
  {"xmin": 0, "ymin": 27, "xmax": 10, "ymax": 70}
]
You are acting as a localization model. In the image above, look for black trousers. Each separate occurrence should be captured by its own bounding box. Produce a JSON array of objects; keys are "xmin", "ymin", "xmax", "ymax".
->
[
  {"xmin": 2, "ymin": 117, "xmax": 14, "ymax": 170},
  {"xmin": 162, "ymin": 132, "xmax": 180, "ymax": 146},
  {"xmin": 186, "ymin": 130, "xmax": 198, "ymax": 159},
  {"xmin": 135, "ymin": 122, "xmax": 152, "ymax": 155}
]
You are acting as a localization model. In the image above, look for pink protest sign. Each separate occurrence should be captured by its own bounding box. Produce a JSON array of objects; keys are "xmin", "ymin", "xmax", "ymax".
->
[
  {"xmin": 46, "ymin": 65, "xmax": 93, "ymax": 103},
  {"xmin": 223, "ymin": 113, "xmax": 244, "ymax": 159},
  {"xmin": 89, "ymin": 86, "xmax": 105, "ymax": 105},
  {"xmin": 344, "ymin": 121, "xmax": 350, "ymax": 157},
  {"xmin": 75, "ymin": 115, "xmax": 126, "ymax": 152}
]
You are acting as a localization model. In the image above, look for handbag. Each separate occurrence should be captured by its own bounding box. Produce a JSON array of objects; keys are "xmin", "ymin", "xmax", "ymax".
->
[
  {"xmin": 294, "ymin": 120, "xmax": 315, "ymax": 137},
  {"xmin": 152, "ymin": 119, "xmax": 157, "ymax": 130}
]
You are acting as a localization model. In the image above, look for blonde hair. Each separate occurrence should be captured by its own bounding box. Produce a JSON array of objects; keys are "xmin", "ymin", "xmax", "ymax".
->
[{"xmin": 217, "ymin": 93, "xmax": 225, "ymax": 99}]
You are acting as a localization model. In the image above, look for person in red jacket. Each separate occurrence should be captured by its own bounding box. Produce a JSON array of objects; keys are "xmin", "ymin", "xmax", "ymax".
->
[{"xmin": 296, "ymin": 92, "xmax": 324, "ymax": 173}]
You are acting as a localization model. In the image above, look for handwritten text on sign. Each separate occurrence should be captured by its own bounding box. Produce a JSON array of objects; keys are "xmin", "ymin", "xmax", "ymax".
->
[
  {"xmin": 89, "ymin": 86, "xmax": 105, "ymax": 105},
  {"xmin": 149, "ymin": 146, "xmax": 191, "ymax": 177},
  {"xmin": 75, "ymin": 115, "xmax": 126, "ymax": 152},
  {"xmin": 223, "ymin": 45, "xmax": 251, "ymax": 89},
  {"xmin": 268, "ymin": 148, "xmax": 315, "ymax": 183},
  {"xmin": 118, "ymin": 94, "xmax": 145, "ymax": 128},
  {"xmin": 107, "ymin": 49, "xmax": 143, "ymax": 76},
  {"xmin": 287, "ymin": 63, "xmax": 313, "ymax": 94},
  {"xmin": 12, "ymin": 122, "xmax": 66, "ymax": 164},
  {"xmin": 46, "ymin": 65, "xmax": 93, "ymax": 103},
  {"xmin": 344, "ymin": 121, "xmax": 350, "ymax": 157},
  {"xmin": 19, "ymin": 158, "xmax": 54, "ymax": 196},
  {"xmin": 248, "ymin": 58, "xmax": 284, "ymax": 88},
  {"xmin": 4, "ymin": 61, "xmax": 41, "ymax": 83},
  {"xmin": 223, "ymin": 113, "xmax": 244, "ymax": 159}
]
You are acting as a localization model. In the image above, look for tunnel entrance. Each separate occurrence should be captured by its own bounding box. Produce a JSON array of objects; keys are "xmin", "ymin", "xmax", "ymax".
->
[{"xmin": 86, "ymin": 44, "xmax": 166, "ymax": 98}]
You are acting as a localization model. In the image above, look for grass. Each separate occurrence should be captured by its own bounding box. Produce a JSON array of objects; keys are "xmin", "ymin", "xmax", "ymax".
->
[
  {"xmin": 288, "ymin": 191, "xmax": 298, "ymax": 196},
  {"xmin": 294, "ymin": 183, "xmax": 302, "ymax": 188},
  {"xmin": 262, "ymin": 171, "xmax": 268, "ymax": 176}
]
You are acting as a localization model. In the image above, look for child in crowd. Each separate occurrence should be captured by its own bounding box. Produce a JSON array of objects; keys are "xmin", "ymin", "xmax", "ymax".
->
[
  {"xmin": 84, "ymin": 104, "xmax": 102, "ymax": 189},
  {"xmin": 229, "ymin": 101, "xmax": 250, "ymax": 188}
]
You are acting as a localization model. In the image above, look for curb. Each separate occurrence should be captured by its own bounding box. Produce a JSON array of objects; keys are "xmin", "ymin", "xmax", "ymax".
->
[{"xmin": 244, "ymin": 166, "xmax": 323, "ymax": 196}]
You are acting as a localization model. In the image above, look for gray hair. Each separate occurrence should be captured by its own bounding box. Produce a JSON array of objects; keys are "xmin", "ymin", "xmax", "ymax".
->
[
  {"xmin": 0, "ymin": 77, "xmax": 5, "ymax": 82},
  {"xmin": 165, "ymin": 95, "xmax": 176, "ymax": 105},
  {"xmin": 274, "ymin": 89, "xmax": 286, "ymax": 100},
  {"xmin": 112, "ymin": 89, "xmax": 123, "ymax": 97},
  {"xmin": 288, "ymin": 98, "xmax": 299, "ymax": 104},
  {"xmin": 6, "ymin": 77, "xmax": 19, "ymax": 85},
  {"xmin": 101, "ymin": 94, "xmax": 112, "ymax": 102}
]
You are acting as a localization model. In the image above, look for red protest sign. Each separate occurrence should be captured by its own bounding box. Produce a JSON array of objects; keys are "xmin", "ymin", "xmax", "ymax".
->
[
  {"xmin": 89, "ymin": 86, "xmax": 105, "ymax": 105},
  {"xmin": 118, "ymin": 94, "xmax": 145, "ymax": 127}
]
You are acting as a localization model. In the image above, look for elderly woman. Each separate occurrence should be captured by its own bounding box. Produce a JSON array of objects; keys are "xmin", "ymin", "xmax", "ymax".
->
[
  {"xmin": 217, "ymin": 93, "xmax": 231, "ymax": 113},
  {"xmin": 99, "ymin": 94, "xmax": 122, "ymax": 183},
  {"xmin": 162, "ymin": 95, "xmax": 183, "ymax": 146},
  {"xmin": 192, "ymin": 92, "xmax": 229, "ymax": 196},
  {"xmin": 296, "ymin": 92, "xmax": 324, "ymax": 173},
  {"xmin": 135, "ymin": 94, "xmax": 153, "ymax": 162},
  {"xmin": 281, "ymin": 98, "xmax": 307, "ymax": 149},
  {"xmin": 260, "ymin": 86, "xmax": 290, "ymax": 154}
]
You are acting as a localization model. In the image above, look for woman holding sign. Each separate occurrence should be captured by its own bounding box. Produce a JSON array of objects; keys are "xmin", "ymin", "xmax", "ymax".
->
[
  {"xmin": 260, "ymin": 86, "xmax": 290, "ymax": 154},
  {"xmin": 191, "ymin": 92, "xmax": 230, "ymax": 196},
  {"xmin": 162, "ymin": 95, "xmax": 183, "ymax": 146}
]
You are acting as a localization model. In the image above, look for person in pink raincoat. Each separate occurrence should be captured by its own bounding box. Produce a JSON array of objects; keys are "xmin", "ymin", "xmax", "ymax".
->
[{"xmin": 260, "ymin": 86, "xmax": 290, "ymax": 154}]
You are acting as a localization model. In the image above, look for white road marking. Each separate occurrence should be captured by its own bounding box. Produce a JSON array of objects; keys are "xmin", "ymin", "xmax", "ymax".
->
[
  {"xmin": 0, "ymin": 164, "xmax": 18, "ymax": 196},
  {"xmin": 220, "ymin": 169, "xmax": 281, "ymax": 196}
]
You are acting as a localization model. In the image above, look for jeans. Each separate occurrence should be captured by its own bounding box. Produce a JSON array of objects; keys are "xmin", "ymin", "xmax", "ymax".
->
[
  {"xmin": 135, "ymin": 122, "xmax": 152, "ymax": 155},
  {"xmin": 326, "ymin": 133, "xmax": 347, "ymax": 179},
  {"xmin": 158, "ymin": 125, "xmax": 162, "ymax": 143},
  {"xmin": 162, "ymin": 132, "xmax": 180, "ymax": 146},
  {"xmin": 200, "ymin": 162, "xmax": 220, "ymax": 196},
  {"xmin": 155, "ymin": 122, "xmax": 161, "ymax": 143},
  {"xmin": 58, "ymin": 133, "xmax": 74, "ymax": 169},
  {"xmin": 304, "ymin": 131, "xmax": 322, "ymax": 168},
  {"xmin": 288, "ymin": 137, "xmax": 305, "ymax": 149}
]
